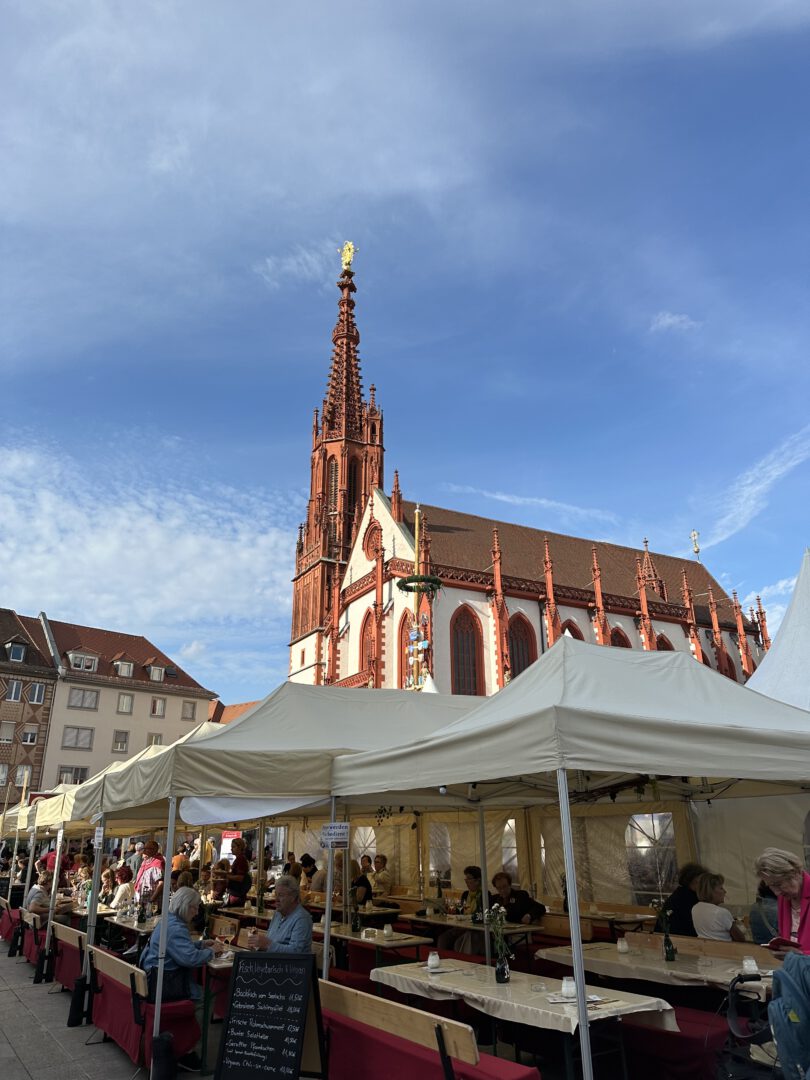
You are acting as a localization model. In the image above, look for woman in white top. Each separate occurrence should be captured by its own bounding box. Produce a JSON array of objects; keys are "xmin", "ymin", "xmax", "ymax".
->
[
  {"xmin": 691, "ymin": 873, "xmax": 745, "ymax": 941},
  {"xmin": 110, "ymin": 865, "xmax": 134, "ymax": 910}
]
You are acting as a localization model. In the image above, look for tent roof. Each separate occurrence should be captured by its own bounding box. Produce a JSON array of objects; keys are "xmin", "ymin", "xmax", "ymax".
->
[
  {"xmin": 331, "ymin": 636, "xmax": 810, "ymax": 799},
  {"xmin": 99, "ymin": 682, "xmax": 480, "ymax": 815},
  {"xmin": 747, "ymin": 549, "xmax": 810, "ymax": 710}
]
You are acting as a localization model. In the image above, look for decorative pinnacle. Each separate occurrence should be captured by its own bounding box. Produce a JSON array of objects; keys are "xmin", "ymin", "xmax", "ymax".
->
[{"xmin": 339, "ymin": 241, "xmax": 357, "ymax": 271}]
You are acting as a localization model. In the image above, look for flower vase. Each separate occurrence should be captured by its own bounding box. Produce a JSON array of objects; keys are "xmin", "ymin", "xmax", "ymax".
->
[
  {"xmin": 663, "ymin": 933, "xmax": 676, "ymax": 962},
  {"xmin": 495, "ymin": 957, "xmax": 510, "ymax": 984}
]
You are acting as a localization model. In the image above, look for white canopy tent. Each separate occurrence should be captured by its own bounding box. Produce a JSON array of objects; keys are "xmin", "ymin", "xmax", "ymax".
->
[
  {"xmin": 747, "ymin": 547, "xmax": 810, "ymax": 710},
  {"xmin": 331, "ymin": 636, "xmax": 810, "ymax": 1080}
]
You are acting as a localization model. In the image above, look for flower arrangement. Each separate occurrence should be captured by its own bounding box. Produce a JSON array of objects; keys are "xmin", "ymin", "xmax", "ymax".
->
[
  {"xmin": 484, "ymin": 903, "xmax": 514, "ymax": 964},
  {"xmin": 649, "ymin": 896, "xmax": 672, "ymax": 933}
]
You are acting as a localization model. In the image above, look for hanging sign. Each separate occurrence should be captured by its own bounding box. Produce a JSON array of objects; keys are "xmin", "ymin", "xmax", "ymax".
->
[
  {"xmin": 319, "ymin": 822, "xmax": 350, "ymax": 850},
  {"xmin": 221, "ymin": 829, "xmax": 243, "ymax": 863},
  {"xmin": 93, "ymin": 825, "xmax": 104, "ymax": 849}
]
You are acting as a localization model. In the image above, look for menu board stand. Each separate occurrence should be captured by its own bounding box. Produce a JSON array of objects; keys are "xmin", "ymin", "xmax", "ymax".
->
[{"xmin": 214, "ymin": 952, "xmax": 326, "ymax": 1080}]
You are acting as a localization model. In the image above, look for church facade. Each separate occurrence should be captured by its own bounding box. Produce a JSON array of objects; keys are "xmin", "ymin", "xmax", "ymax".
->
[{"xmin": 289, "ymin": 259, "xmax": 770, "ymax": 694}]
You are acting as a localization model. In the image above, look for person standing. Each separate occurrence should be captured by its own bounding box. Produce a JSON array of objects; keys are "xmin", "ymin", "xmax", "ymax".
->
[
  {"xmin": 126, "ymin": 842, "xmax": 145, "ymax": 878},
  {"xmin": 134, "ymin": 841, "xmax": 165, "ymax": 905}
]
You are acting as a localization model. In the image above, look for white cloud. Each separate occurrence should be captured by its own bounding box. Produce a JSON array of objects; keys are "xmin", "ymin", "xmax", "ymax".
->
[
  {"xmin": 0, "ymin": 437, "xmax": 302, "ymax": 701},
  {"xmin": 649, "ymin": 310, "xmax": 701, "ymax": 333},
  {"xmin": 704, "ymin": 424, "xmax": 810, "ymax": 549},
  {"xmin": 254, "ymin": 241, "xmax": 341, "ymax": 292},
  {"xmin": 443, "ymin": 483, "xmax": 619, "ymax": 526}
]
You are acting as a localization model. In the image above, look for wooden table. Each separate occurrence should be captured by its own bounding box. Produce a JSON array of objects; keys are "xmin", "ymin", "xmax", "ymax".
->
[
  {"xmin": 536, "ymin": 941, "xmax": 777, "ymax": 998},
  {"xmin": 371, "ymin": 958, "xmax": 675, "ymax": 1079},
  {"xmin": 312, "ymin": 922, "xmax": 432, "ymax": 969}
]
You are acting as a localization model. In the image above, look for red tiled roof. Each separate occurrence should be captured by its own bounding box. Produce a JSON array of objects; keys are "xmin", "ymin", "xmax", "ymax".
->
[
  {"xmin": 209, "ymin": 700, "xmax": 261, "ymax": 724},
  {"xmin": 22, "ymin": 615, "xmax": 214, "ymax": 695},
  {"xmin": 0, "ymin": 611, "xmax": 54, "ymax": 672},
  {"xmin": 400, "ymin": 501, "xmax": 737, "ymax": 623}
]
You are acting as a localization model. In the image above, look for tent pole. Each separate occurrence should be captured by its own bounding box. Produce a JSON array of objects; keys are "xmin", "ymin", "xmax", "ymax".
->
[
  {"xmin": 81, "ymin": 815, "xmax": 105, "ymax": 979},
  {"xmin": 9, "ymin": 772, "xmax": 29, "ymax": 898},
  {"xmin": 322, "ymin": 797, "xmax": 337, "ymax": 980},
  {"xmin": 477, "ymin": 804, "xmax": 492, "ymax": 967},
  {"xmin": 23, "ymin": 827, "xmax": 37, "ymax": 896},
  {"xmin": 255, "ymin": 819, "xmax": 265, "ymax": 911},
  {"xmin": 557, "ymin": 768, "xmax": 593, "ymax": 1080},
  {"xmin": 150, "ymin": 797, "xmax": 177, "ymax": 1060},
  {"xmin": 43, "ymin": 826, "xmax": 65, "ymax": 955}
]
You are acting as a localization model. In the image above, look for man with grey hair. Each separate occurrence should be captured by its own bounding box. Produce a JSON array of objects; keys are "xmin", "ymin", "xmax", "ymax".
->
[
  {"xmin": 248, "ymin": 874, "xmax": 312, "ymax": 954},
  {"xmin": 126, "ymin": 841, "xmax": 145, "ymax": 877}
]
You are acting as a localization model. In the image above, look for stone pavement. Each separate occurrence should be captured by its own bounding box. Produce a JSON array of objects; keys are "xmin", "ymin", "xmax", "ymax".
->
[{"xmin": 0, "ymin": 945, "xmax": 139, "ymax": 1080}]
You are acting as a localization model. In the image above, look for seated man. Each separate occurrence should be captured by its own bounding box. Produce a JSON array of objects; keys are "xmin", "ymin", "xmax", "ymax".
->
[
  {"xmin": 248, "ymin": 875, "xmax": 312, "ymax": 954},
  {"xmin": 491, "ymin": 871, "xmax": 546, "ymax": 924},
  {"xmin": 25, "ymin": 870, "xmax": 73, "ymax": 926},
  {"xmin": 371, "ymin": 854, "xmax": 392, "ymax": 896}
]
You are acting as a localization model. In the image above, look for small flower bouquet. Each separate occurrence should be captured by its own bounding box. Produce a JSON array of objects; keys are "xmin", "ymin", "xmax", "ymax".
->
[
  {"xmin": 484, "ymin": 902, "xmax": 514, "ymax": 980},
  {"xmin": 650, "ymin": 897, "xmax": 676, "ymax": 960}
]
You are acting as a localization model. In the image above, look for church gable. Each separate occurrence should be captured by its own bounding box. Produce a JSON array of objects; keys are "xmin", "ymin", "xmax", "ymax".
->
[{"xmin": 341, "ymin": 489, "xmax": 415, "ymax": 594}]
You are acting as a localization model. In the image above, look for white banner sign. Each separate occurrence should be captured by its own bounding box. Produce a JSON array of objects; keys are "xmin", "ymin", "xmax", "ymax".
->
[
  {"xmin": 320, "ymin": 821, "xmax": 350, "ymax": 850},
  {"xmin": 94, "ymin": 825, "xmax": 104, "ymax": 848}
]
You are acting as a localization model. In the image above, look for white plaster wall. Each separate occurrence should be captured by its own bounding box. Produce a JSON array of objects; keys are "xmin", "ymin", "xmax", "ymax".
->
[
  {"xmin": 341, "ymin": 488, "xmax": 414, "ymax": 593},
  {"xmin": 289, "ymin": 631, "xmax": 321, "ymax": 683}
]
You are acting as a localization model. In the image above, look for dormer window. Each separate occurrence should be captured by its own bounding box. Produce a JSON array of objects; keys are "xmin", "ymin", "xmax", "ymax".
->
[
  {"xmin": 7, "ymin": 642, "xmax": 26, "ymax": 663},
  {"xmin": 69, "ymin": 652, "xmax": 98, "ymax": 673},
  {"xmin": 114, "ymin": 660, "xmax": 134, "ymax": 678},
  {"xmin": 148, "ymin": 665, "xmax": 165, "ymax": 683}
]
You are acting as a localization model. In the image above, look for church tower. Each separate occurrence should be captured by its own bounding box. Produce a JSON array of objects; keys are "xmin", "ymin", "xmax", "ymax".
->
[{"xmin": 289, "ymin": 245, "xmax": 384, "ymax": 682}]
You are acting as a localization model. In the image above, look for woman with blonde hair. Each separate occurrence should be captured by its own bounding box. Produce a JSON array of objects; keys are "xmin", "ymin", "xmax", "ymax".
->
[{"xmin": 754, "ymin": 848, "xmax": 810, "ymax": 951}]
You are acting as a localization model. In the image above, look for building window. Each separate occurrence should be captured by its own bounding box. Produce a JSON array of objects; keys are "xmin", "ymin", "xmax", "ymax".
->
[
  {"xmin": 359, "ymin": 610, "xmax": 374, "ymax": 672},
  {"xmin": 148, "ymin": 733, "xmax": 163, "ymax": 746},
  {"xmin": 508, "ymin": 614, "xmax": 537, "ymax": 679},
  {"xmin": 67, "ymin": 687, "xmax": 99, "ymax": 710},
  {"xmin": 28, "ymin": 682, "xmax": 45, "ymax": 705},
  {"xmin": 502, "ymin": 818, "xmax": 519, "ymax": 880},
  {"xmin": 398, "ymin": 611, "xmax": 414, "ymax": 689},
  {"xmin": 181, "ymin": 701, "xmax": 196, "ymax": 721},
  {"xmin": 112, "ymin": 730, "xmax": 129, "ymax": 753},
  {"xmin": 6, "ymin": 680, "xmax": 22, "ymax": 702},
  {"xmin": 59, "ymin": 765, "xmax": 88, "ymax": 784},
  {"xmin": 351, "ymin": 826, "xmax": 376, "ymax": 865},
  {"xmin": 8, "ymin": 642, "xmax": 26, "ymax": 662},
  {"xmin": 114, "ymin": 660, "xmax": 134, "ymax": 677},
  {"xmin": 560, "ymin": 619, "xmax": 584, "ymax": 640},
  {"xmin": 62, "ymin": 725, "xmax": 94, "ymax": 750},
  {"xmin": 0, "ymin": 764, "xmax": 7, "ymax": 787},
  {"xmin": 428, "ymin": 822, "xmax": 452, "ymax": 890},
  {"xmin": 151, "ymin": 697, "xmax": 166, "ymax": 718},
  {"xmin": 69, "ymin": 653, "xmax": 98, "ymax": 672},
  {"xmin": 0, "ymin": 721, "xmax": 15, "ymax": 744},
  {"xmin": 117, "ymin": 692, "xmax": 134, "ymax": 715},
  {"xmin": 15, "ymin": 765, "xmax": 32, "ymax": 787},
  {"xmin": 450, "ymin": 606, "xmax": 484, "ymax": 696},
  {"xmin": 656, "ymin": 634, "xmax": 674, "ymax": 651},
  {"xmin": 21, "ymin": 728, "xmax": 37, "ymax": 745},
  {"xmin": 610, "ymin": 627, "xmax": 632, "ymax": 648},
  {"xmin": 148, "ymin": 665, "xmax": 165, "ymax": 682}
]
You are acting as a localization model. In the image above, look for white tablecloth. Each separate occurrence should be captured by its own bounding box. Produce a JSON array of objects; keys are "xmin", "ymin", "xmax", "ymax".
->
[{"xmin": 370, "ymin": 959, "xmax": 676, "ymax": 1034}]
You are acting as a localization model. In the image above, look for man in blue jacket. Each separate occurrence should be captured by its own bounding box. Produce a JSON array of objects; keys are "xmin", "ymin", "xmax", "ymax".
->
[{"xmin": 248, "ymin": 875, "xmax": 312, "ymax": 953}]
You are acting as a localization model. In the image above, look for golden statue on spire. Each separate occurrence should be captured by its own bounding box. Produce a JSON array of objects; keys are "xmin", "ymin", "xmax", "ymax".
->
[{"xmin": 339, "ymin": 241, "xmax": 356, "ymax": 271}]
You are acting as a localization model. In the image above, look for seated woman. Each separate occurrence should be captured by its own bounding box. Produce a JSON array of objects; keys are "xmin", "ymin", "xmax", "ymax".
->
[
  {"xmin": 350, "ymin": 859, "xmax": 372, "ymax": 906},
  {"xmin": 110, "ymin": 866, "xmax": 134, "ymax": 910},
  {"xmin": 749, "ymin": 880, "xmax": 779, "ymax": 945},
  {"xmin": 657, "ymin": 862, "xmax": 707, "ymax": 936},
  {"xmin": 491, "ymin": 871, "xmax": 546, "ymax": 924},
  {"xmin": 139, "ymin": 887, "xmax": 224, "ymax": 1070},
  {"xmin": 754, "ymin": 847, "xmax": 810, "ymax": 952},
  {"xmin": 98, "ymin": 868, "xmax": 117, "ymax": 906},
  {"xmin": 437, "ymin": 866, "xmax": 490, "ymax": 952},
  {"xmin": 691, "ymin": 873, "xmax": 745, "ymax": 941},
  {"xmin": 360, "ymin": 854, "xmax": 373, "ymax": 877},
  {"xmin": 211, "ymin": 859, "xmax": 231, "ymax": 902}
]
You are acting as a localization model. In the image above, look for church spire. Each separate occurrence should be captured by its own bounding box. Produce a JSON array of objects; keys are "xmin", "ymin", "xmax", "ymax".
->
[{"xmin": 322, "ymin": 262, "xmax": 364, "ymax": 439}]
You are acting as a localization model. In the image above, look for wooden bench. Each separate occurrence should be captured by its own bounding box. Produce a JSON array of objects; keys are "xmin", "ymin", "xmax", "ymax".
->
[
  {"xmin": 0, "ymin": 896, "xmax": 17, "ymax": 942},
  {"xmin": 88, "ymin": 945, "xmax": 199, "ymax": 1066},
  {"xmin": 52, "ymin": 922, "xmax": 86, "ymax": 991},
  {"xmin": 20, "ymin": 908, "xmax": 43, "ymax": 967},
  {"xmin": 319, "ymin": 978, "xmax": 539, "ymax": 1080}
]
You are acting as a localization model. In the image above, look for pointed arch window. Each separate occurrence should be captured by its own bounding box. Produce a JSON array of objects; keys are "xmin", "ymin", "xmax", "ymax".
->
[
  {"xmin": 560, "ymin": 619, "xmax": 584, "ymax": 641},
  {"xmin": 610, "ymin": 627, "xmax": 632, "ymax": 648},
  {"xmin": 656, "ymin": 634, "xmax": 674, "ymax": 651},
  {"xmin": 398, "ymin": 611, "xmax": 413, "ymax": 689},
  {"xmin": 451, "ymin": 606, "xmax": 484, "ymax": 695},
  {"xmin": 327, "ymin": 457, "xmax": 339, "ymax": 513},
  {"xmin": 359, "ymin": 609, "xmax": 374, "ymax": 673},
  {"xmin": 508, "ymin": 614, "xmax": 537, "ymax": 679}
]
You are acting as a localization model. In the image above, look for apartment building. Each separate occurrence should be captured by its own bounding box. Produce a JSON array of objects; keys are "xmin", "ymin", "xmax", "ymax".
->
[{"xmin": 0, "ymin": 610, "xmax": 59, "ymax": 799}]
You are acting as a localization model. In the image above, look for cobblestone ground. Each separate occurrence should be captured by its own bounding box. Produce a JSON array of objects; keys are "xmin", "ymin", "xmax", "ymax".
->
[{"xmin": 0, "ymin": 946, "xmax": 140, "ymax": 1080}]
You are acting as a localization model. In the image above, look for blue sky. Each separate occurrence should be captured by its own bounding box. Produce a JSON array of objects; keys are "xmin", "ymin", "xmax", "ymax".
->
[{"xmin": 1, "ymin": 2, "xmax": 809, "ymax": 704}]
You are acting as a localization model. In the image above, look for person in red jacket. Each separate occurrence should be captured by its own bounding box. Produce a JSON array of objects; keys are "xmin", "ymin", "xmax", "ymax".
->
[{"xmin": 755, "ymin": 848, "xmax": 810, "ymax": 952}]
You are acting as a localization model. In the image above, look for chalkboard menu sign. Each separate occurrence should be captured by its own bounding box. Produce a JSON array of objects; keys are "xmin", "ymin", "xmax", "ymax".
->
[{"xmin": 214, "ymin": 952, "xmax": 325, "ymax": 1080}]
